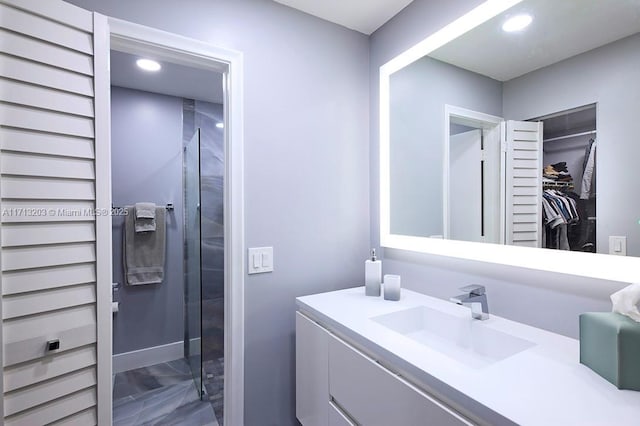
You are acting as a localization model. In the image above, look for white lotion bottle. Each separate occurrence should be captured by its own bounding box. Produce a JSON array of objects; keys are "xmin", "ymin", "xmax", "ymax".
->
[{"xmin": 365, "ymin": 249, "xmax": 382, "ymax": 296}]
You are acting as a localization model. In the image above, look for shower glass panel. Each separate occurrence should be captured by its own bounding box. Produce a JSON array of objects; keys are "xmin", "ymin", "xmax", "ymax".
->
[{"xmin": 184, "ymin": 128, "xmax": 203, "ymax": 396}]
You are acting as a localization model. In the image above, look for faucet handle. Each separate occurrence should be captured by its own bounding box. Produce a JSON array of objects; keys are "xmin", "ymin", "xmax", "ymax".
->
[{"xmin": 459, "ymin": 284, "xmax": 485, "ymax": 296}]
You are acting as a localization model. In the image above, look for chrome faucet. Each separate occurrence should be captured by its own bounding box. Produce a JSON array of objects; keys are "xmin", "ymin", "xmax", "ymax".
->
[{"xmin": 450, "ymin": 285, "xmax": 489, "ymax": 320}]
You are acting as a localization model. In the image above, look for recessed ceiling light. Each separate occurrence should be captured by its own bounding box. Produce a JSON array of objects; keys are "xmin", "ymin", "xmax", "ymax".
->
[
  {"xmin": 502, "ymin": 14, "xmax": 533, "ymax": 33},
  {"xmin": 215, "ymin": 122, "xmax": 224, "ymax": 129},
  {"xmin": 136, "ymin": 58, "xmax": 161, "ymax": 72}
]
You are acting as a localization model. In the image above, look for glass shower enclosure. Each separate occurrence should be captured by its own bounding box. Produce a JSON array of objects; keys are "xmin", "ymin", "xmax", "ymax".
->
[{"xmin": 184, "ymin": 128, "xmax": 204, "ymax": 396}]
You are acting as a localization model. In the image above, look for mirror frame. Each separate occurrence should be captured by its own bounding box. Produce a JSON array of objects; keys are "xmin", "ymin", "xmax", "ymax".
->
[{"xmin": 379, "ymin": 0, "xmax": 639, "ymax": 283}]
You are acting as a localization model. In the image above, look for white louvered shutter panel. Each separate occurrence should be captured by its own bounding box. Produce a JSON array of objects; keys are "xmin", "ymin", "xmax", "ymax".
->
[
  {"xmin": 504, "ymin": 120, "xmax": 543, "ymax": 248},
  {"xmin": 0, "ymin": 1, "xmax": 109, "ymax": 424}
]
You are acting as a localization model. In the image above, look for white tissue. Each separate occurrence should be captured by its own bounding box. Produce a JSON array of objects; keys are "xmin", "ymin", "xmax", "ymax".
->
[{"xmin": 611, "ymin": 283, "xmax": 640, "ymax": 322}]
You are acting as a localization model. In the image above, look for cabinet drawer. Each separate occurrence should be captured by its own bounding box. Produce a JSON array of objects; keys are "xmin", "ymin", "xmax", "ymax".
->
[
  {"xmin": 328, "ymin": 401, "xmax": 355, "ymax": 426},
  {"xmin": 329, "ymin": 335, "xmax": 473, "ymax": 426}
]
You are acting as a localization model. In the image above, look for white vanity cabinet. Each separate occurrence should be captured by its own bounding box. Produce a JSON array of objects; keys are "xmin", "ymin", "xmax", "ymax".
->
[
  {"xmin": 296, "ymin": 312, "xmax": 330, "ymax": 426},
  {"xmin": 298, "ymin": 288, "xmax": 640, "ymax": 425},
  {"xmin": 296, "ymin": 311, "xmax": 473, "ymax": 426}
]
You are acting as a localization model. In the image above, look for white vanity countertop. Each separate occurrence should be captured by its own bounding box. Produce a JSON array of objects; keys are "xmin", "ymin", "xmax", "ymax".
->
[{"xmin": 296, "ymin": 287, "xmax": 640, "ymax": 426}]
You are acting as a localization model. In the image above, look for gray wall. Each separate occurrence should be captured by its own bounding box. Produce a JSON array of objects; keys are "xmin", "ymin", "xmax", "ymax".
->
[
  {"xmin": 503, "ymin": 33, "xmax": 640, "ymax": 255},
  {"xmin": 111, "ymin": 86, "xmax": 184, "ymax": 354},
  {"xmin": 371, "ymin": 0, "xmax": 628, "ymax": 341},
  {"xmin": 68, "ymin": 1, "xmax": 371, "ymax": 424},
  {"xmin": 390, "ymin": 57, "xmax": 501, "ymax": 237}
]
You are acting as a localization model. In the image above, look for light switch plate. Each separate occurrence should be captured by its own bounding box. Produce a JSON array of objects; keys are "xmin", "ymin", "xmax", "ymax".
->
[
  {"xmin": 248, "ymin": 247, "xmax": 274, "ymax": 274},
  {"xmin": 609, "ymin": 236, "xmax": 627, "ymax": 256}
]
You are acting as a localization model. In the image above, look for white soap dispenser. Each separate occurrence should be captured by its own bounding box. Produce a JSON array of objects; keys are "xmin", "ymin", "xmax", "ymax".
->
[{"xmin": 365, "ymin": 248, "xmax": 382, "ymax": 296}]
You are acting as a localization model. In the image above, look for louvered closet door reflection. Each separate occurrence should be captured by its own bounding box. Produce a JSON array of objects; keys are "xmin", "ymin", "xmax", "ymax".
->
[
  {"xmin": 0, "ymin": 0, "xmax": 101, "ymax": 424},
  {"xmin": 504, "ymin": 120, "xmax": 543, "ymax": 248}
]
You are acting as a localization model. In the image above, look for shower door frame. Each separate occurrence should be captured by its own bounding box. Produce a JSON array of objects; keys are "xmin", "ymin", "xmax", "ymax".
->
[{"xmin": 95, "ymin": 18, "xmax": 245, "ymax": 426}]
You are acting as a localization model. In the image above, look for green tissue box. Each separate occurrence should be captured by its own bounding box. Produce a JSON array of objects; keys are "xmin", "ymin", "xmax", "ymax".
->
[{"xmin": 579, "ymin": 312, "xmax": 640, "ymax": 390}]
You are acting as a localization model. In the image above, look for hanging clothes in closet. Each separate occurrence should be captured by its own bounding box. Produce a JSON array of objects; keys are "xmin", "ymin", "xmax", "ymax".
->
[{"xmin": 542, "ymin": 189, "xmax": 580, "ymax": 250}]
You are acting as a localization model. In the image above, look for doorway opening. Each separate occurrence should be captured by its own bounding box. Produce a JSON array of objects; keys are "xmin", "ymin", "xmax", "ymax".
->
[
  {"xmin": 109, "ymin": 48, "xmax": 224, "ymax": 424},
  {"xmin": 530, "ymin": 104, "xmax": 597, "ymax": 252},
  {"xmin": 99, "ymin": 17, "xmax": 245, "ymax": 426},
  {"xmin": 444, "ymin": 105, "xmax": 503, "ymax": 244}
]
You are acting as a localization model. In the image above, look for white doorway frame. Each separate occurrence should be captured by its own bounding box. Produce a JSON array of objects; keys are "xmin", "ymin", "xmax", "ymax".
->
[
  {"xmin": 93, "ymin": 16, "xmax": 245, "ymax": 426},
  {"xmin": 443, "ymin": 105, "xmax": 503, "ymax": 241}
]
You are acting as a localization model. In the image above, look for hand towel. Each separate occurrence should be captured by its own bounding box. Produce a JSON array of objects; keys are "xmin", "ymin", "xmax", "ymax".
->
[
  {"xmin": 135, "ymin": 202, "xmax": 156, "ymax": 232},
  {"xmin": 124, "ymin": 206, "xmax": 166, "ymax": 285},
  {"xmin": 611, "ymin": 283, "xmax": 640, "ymax": 322}
]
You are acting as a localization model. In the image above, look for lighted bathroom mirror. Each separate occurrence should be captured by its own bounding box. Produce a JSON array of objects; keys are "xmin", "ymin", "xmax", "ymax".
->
[{"xmin": 380, "ymin": 0, "xmax": 640, "ymax": 282}]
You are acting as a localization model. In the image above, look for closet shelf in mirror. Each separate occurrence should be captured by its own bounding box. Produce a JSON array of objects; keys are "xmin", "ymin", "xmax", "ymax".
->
[
  {"xmin": 543, "ymin": 130, "xmax": 596, "ymax": 143},
  {"xmin": 112, "ymin": 203, "xmax": 175, "ymax": 211},
  {"xmin": 543, "ymin": 181, "xmax": 574, "ymax": 189}
]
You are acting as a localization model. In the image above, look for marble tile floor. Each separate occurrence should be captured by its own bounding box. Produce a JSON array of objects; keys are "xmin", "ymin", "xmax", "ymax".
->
[
  {"xmin": 202, "ymin": 297, "xmax": 224, "ymax": 361},
  {"xmin": 113, "ymin": 359, "xmax": 218, "ymax": 426},
  {"xmin": 203, "ymin": 357, "xmax": 224, "ymax": 425}
]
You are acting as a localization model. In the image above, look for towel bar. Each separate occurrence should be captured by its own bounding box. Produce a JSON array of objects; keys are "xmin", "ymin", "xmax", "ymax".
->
[{"xmin": 112, "ymin": 203, "xmax": 174, "ymax": 211}]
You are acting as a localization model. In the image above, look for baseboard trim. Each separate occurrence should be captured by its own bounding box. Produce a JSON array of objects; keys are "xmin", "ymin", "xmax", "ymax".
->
[
  {"xmin": 189, "ymin": 337, "xmax": 201, "ymax": 357},
  {"xmin": 113, "ymin": 341, "xmax": 184, "ymax": 374}
]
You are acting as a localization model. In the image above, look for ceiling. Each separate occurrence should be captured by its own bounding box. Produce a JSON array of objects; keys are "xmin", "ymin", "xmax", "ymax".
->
[
  {"xmin": 109, "ymin": 1, "xmax": 414, "ymax": 102},
  {"xmin": 272, "ymin": 0, "xmax": 414, "ymax": 35},
  {"xmin": 110, "ymin": 50, "xmax": 224, "ymax": 104},
  {"xmin": 430, "ymin": 0, "xmax": 640, "ymax": 82}
]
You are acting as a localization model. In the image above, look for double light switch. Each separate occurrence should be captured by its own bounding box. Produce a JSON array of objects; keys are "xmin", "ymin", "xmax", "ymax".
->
[{"xmin": 248, "ymin": 247, "xmax": 274, "ymax": 274}]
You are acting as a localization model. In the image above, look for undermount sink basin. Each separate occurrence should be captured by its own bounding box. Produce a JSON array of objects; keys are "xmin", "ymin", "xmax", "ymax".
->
[{"xmin": 372, "ymin": 306, "xmax": 535, "ymax": 368}]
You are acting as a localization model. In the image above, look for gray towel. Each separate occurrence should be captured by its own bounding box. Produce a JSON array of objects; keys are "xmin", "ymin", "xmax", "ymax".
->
[
  {"xmin": 135, "ymin": 202, "xmax": 156, "ymax": 232},
  {"xmin": 124, "ymin": 206, "xmax": 166, "ymax": 285}
]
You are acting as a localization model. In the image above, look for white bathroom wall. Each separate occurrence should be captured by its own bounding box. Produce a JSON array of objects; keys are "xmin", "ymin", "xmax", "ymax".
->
[
  {"xmin": 65, "ymin": 1, "xmax": 370, "ymax": 424},
  {"xmin": 370, "ymin": 0, "xmax": 628, "ymax": 340}
]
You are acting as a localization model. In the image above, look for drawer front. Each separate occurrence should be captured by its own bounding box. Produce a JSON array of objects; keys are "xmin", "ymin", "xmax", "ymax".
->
[
  {"xmin": 328, "ymin": 401, "xmax": 355, "ymax": 426},
  {"xmin": 329, "ymin": 335, "xmax": 473, "ymax": 426}
]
